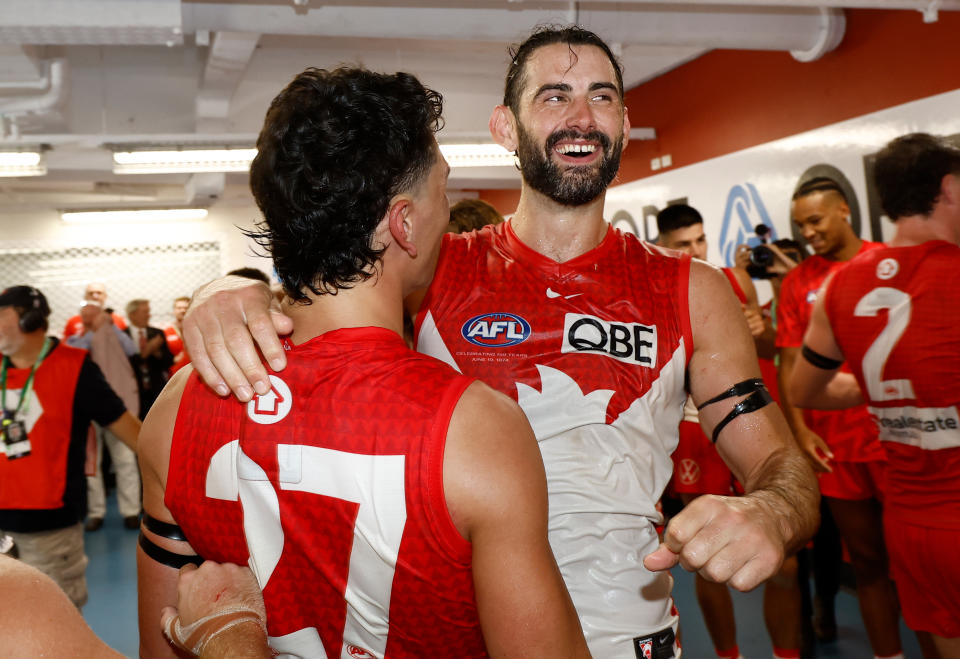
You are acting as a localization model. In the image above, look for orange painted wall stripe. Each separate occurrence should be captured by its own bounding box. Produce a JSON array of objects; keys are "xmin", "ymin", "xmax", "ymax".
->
[{"xmin": 480, "ymin": 9, "xmax": 960, "ymax": 215}]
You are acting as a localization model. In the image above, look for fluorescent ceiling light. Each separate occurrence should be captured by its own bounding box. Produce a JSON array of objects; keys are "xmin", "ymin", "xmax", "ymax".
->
[
  {"xmin": 61, "ymin": 208, "xmax": 209, "ymax": 223},
  {"xmin": 0, "ymin": 151, "xmax": 46, "ymax": 177},
  {"xmin": 440, "ymin": 143, "xmax": 514, "ymax": 168},
  {"xmin": 113, "ymin": 148, "xmax": 257, "ymax": 174}
]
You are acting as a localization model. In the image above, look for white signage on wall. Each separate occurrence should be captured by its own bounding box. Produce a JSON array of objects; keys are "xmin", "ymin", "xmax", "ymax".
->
[{"xmin": 605, "ymin": 88, "xmax": 960, "ymax": 286}]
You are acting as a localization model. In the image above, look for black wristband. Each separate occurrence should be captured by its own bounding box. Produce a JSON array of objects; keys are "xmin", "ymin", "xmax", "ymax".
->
[
  {"xmin": 143, "ymin": 513, "xmax": 189, "ymax": 541},
  {"xmin": 138, "ymin": 532, "xmax": 203, "ymax": 570},
  {"xmin": 711, "ymin": 387, "xmax": 774, "ymax": 444},
  {"xmin": 697, "ymin": 378, "xmax": 767, "ymax": 410},
  {"xmin": 801, "ymin": 344, "xmax": 843, "ymax": 370}
]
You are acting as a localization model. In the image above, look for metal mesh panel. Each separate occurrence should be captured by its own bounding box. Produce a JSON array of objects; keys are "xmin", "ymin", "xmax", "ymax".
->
[{"xmin": 0, "ymin": 241, "xmax": 221, "ymax": 336}]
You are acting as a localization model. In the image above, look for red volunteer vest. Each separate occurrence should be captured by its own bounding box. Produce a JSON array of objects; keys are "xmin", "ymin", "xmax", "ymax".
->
[{"xmin": 0, "ymin": 342, "xmax": 86, "ymax": 509}]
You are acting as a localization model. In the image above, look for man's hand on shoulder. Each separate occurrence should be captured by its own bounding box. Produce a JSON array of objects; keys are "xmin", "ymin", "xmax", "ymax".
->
[{"xmin": 183, "ymin": 276, "xmax": 293, "ymax": 402}]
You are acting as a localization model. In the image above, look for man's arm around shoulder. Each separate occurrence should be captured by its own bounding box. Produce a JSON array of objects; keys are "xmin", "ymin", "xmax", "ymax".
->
[{"xmin": 444, "ymin": 381, "xmax": 590, "ymax": 658}]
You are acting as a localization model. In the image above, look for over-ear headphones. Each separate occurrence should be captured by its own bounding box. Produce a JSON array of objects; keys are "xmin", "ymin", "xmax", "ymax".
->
[{"xmin": 18, "ymin": 287, "xmax": 49, "ymax": 333}]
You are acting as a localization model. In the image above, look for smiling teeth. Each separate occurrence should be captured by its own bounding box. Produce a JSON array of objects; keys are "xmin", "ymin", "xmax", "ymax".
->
[{"xmin": 556, "ymin": 144, "xmax": 597, "ymax": 154}]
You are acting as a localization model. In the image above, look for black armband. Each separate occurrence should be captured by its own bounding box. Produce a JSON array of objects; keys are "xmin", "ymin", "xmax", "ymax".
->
[
  {"xmin": 138, "ymin": 532, "xmax": 203, "ymax": 570},
  {"xmin": 143, "ymin": 513, "xmax": 189, "ymax": 541},
  {"xmin": 697, "ymin": 378, "xmax": 773, "ymax": 444},
  {"xmin": 801, "ymin": 344, "xmax": 843, "ymax": 370}
]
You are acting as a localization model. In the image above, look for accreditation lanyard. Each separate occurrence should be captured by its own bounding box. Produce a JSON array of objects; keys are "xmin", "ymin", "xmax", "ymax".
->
[{"xmin": 1, "ymin": 337, "xmax": 52, "ymax": 420}]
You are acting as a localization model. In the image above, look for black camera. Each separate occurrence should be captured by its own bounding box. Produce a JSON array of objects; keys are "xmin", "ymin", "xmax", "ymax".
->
[{"xmin": 746, "ymin": 225, "xmax": 776, "ymax": 279}]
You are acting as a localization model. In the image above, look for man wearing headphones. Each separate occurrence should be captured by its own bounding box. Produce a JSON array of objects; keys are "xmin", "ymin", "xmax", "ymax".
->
[{"xmin": 0, "ymin": 285, "xmax": 141, "ymax": 608}]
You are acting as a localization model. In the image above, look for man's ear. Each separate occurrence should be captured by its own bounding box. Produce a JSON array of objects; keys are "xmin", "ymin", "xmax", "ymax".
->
[
  {"xmin": 838, "ymin": 198, "xmax": 851, "ymax": 222},
  {"xmin": 489, "ymin": 105, "xmax": 518, "ymax": 152},
  {"xmin": 940, "ymin": 172, "xmax": 960, "ymax": 207},
  {"xmin": 388, "ymin": 197, "xmax": 418, "ymax": 258}
]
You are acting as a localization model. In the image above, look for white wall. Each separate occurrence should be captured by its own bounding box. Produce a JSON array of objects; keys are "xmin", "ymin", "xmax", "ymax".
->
[
  {"xmin": 604, "ymin": 88, "xmax": 960, "ymax": 303},
  {"xmin": 0, "ymin": 185, "xmax": 269, "ymax": 331}
]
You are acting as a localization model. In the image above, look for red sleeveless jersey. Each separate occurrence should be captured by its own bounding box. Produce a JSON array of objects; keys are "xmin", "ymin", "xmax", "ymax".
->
[
  {"xmin": 166, "ymin": 327, "xmax": 487, "ymax": 658},
  {"xmin": 415, "ymin": 222, "xmax": 691, "ymax": 654},
  {"xmin": 776, "ymin": 241, "xmax": 886, "ymax": 462},
  {"xmin": 824, "ymin": 241, "xmax": 960, "ymax": 528},
  {"xmin": 721, "ymin": 267, "xmax": 748, "ymax": 305}
]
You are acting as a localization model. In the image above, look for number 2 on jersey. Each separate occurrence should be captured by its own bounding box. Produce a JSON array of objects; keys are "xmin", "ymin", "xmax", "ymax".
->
[{"xmin": 854, "ymin": 287, "xmax": 916, "ymax": 401}]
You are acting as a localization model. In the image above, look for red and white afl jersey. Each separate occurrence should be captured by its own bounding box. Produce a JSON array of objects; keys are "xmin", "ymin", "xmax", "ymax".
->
[
  {"xmin": 824, "ymin": 241, "xmax": 960, "ymax": 528},
  {"xmin": 777, "ymin": 242, "xmax": 886, "ymax": 462},
  {"xmin": 415, "ymin": 221, "xmax": 691, "ymax": 655},
  {"xmin": 166, "ymin": 327, "xmax": 488, "ymax": 658}
]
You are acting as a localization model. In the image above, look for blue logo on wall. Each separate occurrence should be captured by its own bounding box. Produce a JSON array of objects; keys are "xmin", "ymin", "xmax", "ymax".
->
[
  {"xmin": 461, "ymin": 313, "xmax": 531, "ymax": 347},
  {"xmin": 719, "ymin": 183, "xmax": 776, "ymax": 267}
]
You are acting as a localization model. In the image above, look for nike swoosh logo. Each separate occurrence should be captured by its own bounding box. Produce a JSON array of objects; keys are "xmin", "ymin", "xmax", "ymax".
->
[{"xmin": 546, "ymin": 288, "xmax": 582, "ymax": 300}]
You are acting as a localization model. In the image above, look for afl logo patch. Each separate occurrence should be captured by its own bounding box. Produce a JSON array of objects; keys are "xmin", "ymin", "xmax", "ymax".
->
[
  {"xmin": 461, "ymin": 312, "xmax": 531, "ymax": 347},
  {"xmin": 876, "ymin": 258, "xmax": 899, "ymax": 280},
  {"xmin": 246, "ymin": 375, "xmax": 292, "ymax": 424}
]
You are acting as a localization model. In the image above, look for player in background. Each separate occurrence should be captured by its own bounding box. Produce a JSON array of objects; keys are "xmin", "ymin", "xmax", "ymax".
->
[
  {"xmin": 137, "ymin": 66, "xmax": 587, "ymax": 659},
  {"xmin": 790, "ymin": 132, "xmax": 960, "ymax": 659},
  {"xmin": 658, "ymin": 204, "xmax": 802, "ymax": 659},
  {"xmin": 736, "ymin": 237, "xmax": 845, "ymax": 647},
  {"xmin": 776, "ymin": 177, "xmax": 903, "ymax": 659}
]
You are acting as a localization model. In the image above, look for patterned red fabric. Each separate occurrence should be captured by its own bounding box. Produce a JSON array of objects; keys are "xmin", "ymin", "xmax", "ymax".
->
[
  {"xmin": 417, "ymin": 222, "xmax": 693, "ymax": 422},
  {"xmin": 824, "ymin": 241, "xmax": 960, "ymax": 528},
  {"xmin": 414, "ymin": 222, "xmax": 691, "ymax": 654},
  {"xmin": 166, "ymin": 327, "xmax": 487, "ymax": 658},
  {"xmin": 776, "ymin": 241, "xmax": 885, "ymax": 462}
]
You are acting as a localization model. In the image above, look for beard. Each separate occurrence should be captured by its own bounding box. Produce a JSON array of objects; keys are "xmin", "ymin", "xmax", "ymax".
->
[{"xmin": 515, "ymin": 124, "xmax": 623, "ymax": 207}]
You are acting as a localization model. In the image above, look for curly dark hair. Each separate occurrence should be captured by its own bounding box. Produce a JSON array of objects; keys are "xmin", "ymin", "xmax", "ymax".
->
[
  {"xmin": 246, "ymin": 67, "xmax": 443, "ymax": 302},
  {"xmin": 873, "ymin": 132, "xmax": 960, "ymax": 220},
  {"xmin": 503, "ymin": 25, "xmax": 624, "ymax": 115}
]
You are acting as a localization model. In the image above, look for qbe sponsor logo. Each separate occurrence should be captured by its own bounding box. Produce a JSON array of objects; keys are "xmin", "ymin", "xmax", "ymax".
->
[
  {"xmin": 561, "ymin": 313, "xmax": 656, "ymax": 366},
  {"xmin": 461, "ymin": 312, "xmax": 532, "ymax": 347}
]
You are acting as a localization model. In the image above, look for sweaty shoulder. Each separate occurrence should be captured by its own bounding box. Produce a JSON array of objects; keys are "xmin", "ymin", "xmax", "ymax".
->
[{"xmin": 442, "ymin": 379, "xmax": 543, "ymax": 540}]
